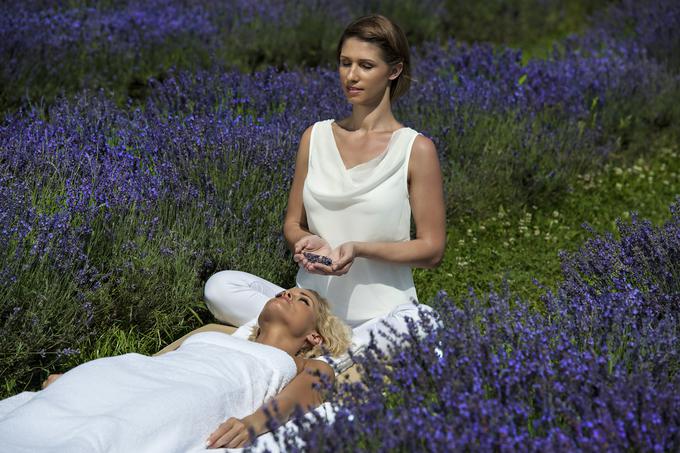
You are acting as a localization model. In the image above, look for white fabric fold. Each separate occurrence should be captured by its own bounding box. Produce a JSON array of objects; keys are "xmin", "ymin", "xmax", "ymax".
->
[{"xmin": 0, "ymin": 332, "xmax": 296, "ymax": 453}]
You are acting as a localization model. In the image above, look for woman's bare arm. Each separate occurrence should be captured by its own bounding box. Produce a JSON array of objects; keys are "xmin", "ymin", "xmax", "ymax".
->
[
  {"xmin": 283, "ymin": 125, "xmax": 335, "ymax": 271},
  {"xmin": 244, "ymin": 359, "xmax": 334, "ymax": 434},
  {"xmin": 206, "ymin": 359, "xmax": 335, "ymax": 448},
  {"xmin": 282, "ymin": 125, "xmax": 314, "ymax": 252}
]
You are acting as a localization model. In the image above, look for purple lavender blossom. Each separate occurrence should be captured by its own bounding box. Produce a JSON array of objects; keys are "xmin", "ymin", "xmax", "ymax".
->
[{"xmin": 303, "ymin": 252, "xmax": 332, "ymax": 267}]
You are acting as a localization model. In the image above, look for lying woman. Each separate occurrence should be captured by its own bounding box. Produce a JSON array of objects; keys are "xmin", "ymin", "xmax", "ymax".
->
[{"xmin": 0, "ymin": 288, "xmax": 351, "ymax": 452}]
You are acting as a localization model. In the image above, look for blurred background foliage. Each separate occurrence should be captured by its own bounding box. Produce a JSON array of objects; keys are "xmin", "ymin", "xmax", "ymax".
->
[{"xmin": 1, "ymin": 0, "xmax": 617, "ymax": 114}]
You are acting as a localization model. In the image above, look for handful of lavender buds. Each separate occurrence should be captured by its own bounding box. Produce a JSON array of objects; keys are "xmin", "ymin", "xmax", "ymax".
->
[{"xmin": 303, "ymin": 252, "xmax": 333, "ymax": 267}]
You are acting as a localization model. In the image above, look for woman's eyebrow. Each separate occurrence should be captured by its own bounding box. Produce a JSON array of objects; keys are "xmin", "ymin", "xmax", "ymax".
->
[
  {"xmin": 299, "ymin": 290, "xmax": 315, "ymax": 306},
  {"xmin": 339, "ymin": 56, "xmax": 377, "ymax": 64}
]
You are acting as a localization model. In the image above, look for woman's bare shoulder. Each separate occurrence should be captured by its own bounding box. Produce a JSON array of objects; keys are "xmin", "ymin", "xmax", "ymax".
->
[
  {"xmin": 304, "ymin": 358, "xmax": 334, "ymax": 375},
  {"xmin": 411, "ymin": 133, "xmax": 438, "ymax": 157},
  {"xmin": 408, "ymin": 134, "xmax": 442, "ymax": 181},
  {"xmin": 293, "ymin": 357, "xmax": 335, "ymax": 380},
  {"xmin": 300, "ymin": 124, "xmax": 314, "ymax": 140},
  {"xmin": 293, "ymin": 125, "xmax": 315, "ymax": 162}
]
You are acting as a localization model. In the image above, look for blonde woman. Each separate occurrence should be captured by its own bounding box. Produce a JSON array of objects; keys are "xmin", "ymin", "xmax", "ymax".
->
[{"xmin": 0, "ymin": 288, "xmax": 351, "ymax": 451}]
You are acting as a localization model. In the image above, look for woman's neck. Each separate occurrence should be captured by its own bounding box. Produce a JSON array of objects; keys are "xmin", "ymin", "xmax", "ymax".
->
[
  {"xmin": 345, "ymin": 87, "xmax": 399, "ymax": 132},
  {"xmin": 254, "ymin": 325, "xmax": 304, "ymax": 357}
]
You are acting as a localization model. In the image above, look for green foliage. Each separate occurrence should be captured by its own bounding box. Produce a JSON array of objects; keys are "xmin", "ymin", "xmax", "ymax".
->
[
  {"xmin": 439, "ymin": 109, "xmax": 593, "ymax": 220},
  {"xmin": 442, "ymin": 0, "xmax": 616, "ymax": 48},
  {"xmin": 415, "ymin": 138, "xmax": 680, "ymax": 306}
]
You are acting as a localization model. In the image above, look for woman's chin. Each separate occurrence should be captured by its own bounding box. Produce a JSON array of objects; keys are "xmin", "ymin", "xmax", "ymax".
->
[
  {"xmin": 261, "ymin": 299, "xmax": 287, "ymax": 317},
  {"xmin": 344, "ymin": 95, "xmax": 380, "ymax": 107}
]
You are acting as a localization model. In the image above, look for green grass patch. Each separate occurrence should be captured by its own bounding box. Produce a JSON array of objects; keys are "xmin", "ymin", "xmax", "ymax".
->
[{"xmin": 415, "ymin": 137, "xmax": 680, "ymax": 305}]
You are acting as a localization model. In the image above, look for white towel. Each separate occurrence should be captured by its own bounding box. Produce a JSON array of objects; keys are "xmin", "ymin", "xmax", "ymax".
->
[{"xmin": 0, "ymin": 332, "xmax": 296, "ymax": 453}]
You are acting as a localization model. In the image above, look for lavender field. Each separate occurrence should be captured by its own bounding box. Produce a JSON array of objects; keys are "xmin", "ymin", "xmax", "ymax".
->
[{"xmin": 1, "ymin": 0, "xmax": 680, "ymax": 450}]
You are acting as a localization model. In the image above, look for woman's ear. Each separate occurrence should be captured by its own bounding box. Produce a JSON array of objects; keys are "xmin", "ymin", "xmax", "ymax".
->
[
  {"xmin": 388, "ymin": 62, "xmax": 403, "ymax": 81},
  {"xmin": 305, "ymin": 331, "xmax": 323, "ymax": 347}
]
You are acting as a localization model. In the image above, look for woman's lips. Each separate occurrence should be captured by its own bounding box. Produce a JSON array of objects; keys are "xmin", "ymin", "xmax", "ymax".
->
[{"xmin": 347, "ymin": 87, "xmax": 362, "ymax": 95}]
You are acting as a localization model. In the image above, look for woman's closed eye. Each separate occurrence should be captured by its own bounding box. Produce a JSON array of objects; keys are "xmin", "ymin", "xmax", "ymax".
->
[{"xmin": 340, "ymin": 62, "xmax": 373, "ymax": 70}]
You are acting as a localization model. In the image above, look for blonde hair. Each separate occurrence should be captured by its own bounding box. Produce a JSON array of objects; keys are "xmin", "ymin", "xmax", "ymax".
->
[
  {"xmin": 336, "ymin": 14, "xmax": 412, "ymax": 102},
  {"xmin": 249, "ymin": 289, "xmax": 352, "ymax": 358}
]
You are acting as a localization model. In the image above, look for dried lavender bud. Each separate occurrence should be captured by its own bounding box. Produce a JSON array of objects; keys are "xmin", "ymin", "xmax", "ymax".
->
[{"xmin": 303, "ymin": 252, "xmax": 332, "ymax": 267}]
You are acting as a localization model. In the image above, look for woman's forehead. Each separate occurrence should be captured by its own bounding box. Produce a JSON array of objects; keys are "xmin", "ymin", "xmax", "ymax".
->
[{"xmin": 340, "ymin": 37, "xmax": 383, "ymax": 60}]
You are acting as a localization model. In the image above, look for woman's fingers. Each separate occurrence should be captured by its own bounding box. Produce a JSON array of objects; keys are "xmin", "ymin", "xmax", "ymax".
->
[
  {"xmin": 206, "ymin": 418, "xmax": 239, "ymax": 448},
  {"xmin": 293, "ymin": 253, "xmax": 305, "ymax": 266},
  {"xmin": 226, "ymin": 430, "xmax": 250, "ymax": 448},
  {"xmin": 295, "ymin": 234, "xmax": 323, "ymax": 254},
  {"xmin": 214, "ymin": 428, "xmax": 240, "ymax": 449},
  {"xmin": 305, "ymin": 261, "xmax": 352, "ymax": 276},
  {"xmin": 332, "ymin": 254, "xmax": 351, "ymax": 271},
  {"xmin": 207, "ymin": 417, "xmax": 253, "ymax": 449},
  {"xmin": 321, "ymin": 243, "xmax": 354, "ymax": 275},
  {"xmin": 294, "ymin": 238, "xmax": 309, "ymax": 254},
  {"xmin": 294, "ymin": 235, "xmax": 333, "ymax": 256},
  {"xmin": 306, "ymin": 261, "xmax": 333, "ymax": 273}
]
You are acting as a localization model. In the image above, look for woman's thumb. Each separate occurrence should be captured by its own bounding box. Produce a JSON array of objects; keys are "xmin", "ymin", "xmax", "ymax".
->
[{"xmin": 295, "ymin": 238, "xmax": 307, "ymax": 253}]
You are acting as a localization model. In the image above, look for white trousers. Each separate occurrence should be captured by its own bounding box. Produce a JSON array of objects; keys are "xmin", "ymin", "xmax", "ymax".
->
[{"xmin": 204, "ymin": 270, "xmax": 435, "ymax": 372}]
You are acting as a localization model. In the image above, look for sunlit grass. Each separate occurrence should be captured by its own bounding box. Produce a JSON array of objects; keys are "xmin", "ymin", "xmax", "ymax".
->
[{"xmin": 416, "ymin": 137, "xmax": 680, "ymax": 305}]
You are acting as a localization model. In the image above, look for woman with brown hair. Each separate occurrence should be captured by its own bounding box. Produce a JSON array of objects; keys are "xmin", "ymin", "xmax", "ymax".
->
[{"xmin": 205, "ymin": 14, "xmax": 446, "ymax": 370}]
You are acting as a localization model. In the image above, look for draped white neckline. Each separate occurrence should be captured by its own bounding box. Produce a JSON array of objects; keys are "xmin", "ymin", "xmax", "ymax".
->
[{"xmin": 329, "ymin": 119, "xmax": 408, "ymax": 171}]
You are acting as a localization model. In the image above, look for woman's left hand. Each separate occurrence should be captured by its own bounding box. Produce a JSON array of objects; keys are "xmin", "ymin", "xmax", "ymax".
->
[
  {"xmin": 327, "ymin": 241, "xmax": 357, "ymax": 276},
  {"xmin": 205, "ymin": 417, "xmax": 253, "ymax": 449}
]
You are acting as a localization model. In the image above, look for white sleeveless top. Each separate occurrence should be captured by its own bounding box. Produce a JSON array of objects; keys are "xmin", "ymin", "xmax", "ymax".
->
[{"xmin": 296, "ymin": 119, "xmax": 420, "ymax": 327}]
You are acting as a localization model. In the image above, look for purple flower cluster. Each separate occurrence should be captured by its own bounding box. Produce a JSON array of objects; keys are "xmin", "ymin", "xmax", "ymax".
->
[
  {"xmin": 407, "ymin": 33, "xmax": 659, "ymax": 122},
  {"xmin": 269, "ymin": 199, "xmax": 680, "ymax": 451},
  {"xmin": 1, "ymin": 1, "xmax": 216, "ymax": 51},
  {"xmin": 587, "ymin": 0, "xmax": 680, "ymax": 71},
  {"xmin": 303, "ymin": 252, "xmax": 333, "ymax": 267}
]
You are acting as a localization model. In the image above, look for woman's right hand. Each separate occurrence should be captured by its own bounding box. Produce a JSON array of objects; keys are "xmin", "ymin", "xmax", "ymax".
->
[
  {"xmin": 206, "ymin": 416, "xmax": 254, "ymax": 449},
  {"xmin": 293, "ymin": 235, "xmax": 333, "ymax": 274}
]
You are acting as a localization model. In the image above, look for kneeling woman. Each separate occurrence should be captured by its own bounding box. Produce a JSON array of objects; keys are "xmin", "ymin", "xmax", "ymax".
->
[{"xmin": 0, "ymin": 288, "xmax": 350, "ymax": 452}]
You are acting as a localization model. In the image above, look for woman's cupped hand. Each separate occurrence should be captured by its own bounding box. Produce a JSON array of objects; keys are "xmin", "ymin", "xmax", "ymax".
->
[
  {"xmin": 294, "ymin": 235, "xmax": 356, "ymax": 276},
  {"xmin": 293, "ymin": 234, "xmax": 332, "ymax": 272}
]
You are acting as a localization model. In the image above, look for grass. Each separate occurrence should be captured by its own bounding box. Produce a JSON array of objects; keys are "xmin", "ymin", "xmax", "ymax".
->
[{"xmin": 415, "ymin": 134, "xmax": 680, "ymax": 306}]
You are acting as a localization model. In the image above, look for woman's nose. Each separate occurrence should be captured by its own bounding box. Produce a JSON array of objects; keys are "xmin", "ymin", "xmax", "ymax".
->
[{"xmin": 347, "ymin": 64, "xmax": 359, "ymax": 81}]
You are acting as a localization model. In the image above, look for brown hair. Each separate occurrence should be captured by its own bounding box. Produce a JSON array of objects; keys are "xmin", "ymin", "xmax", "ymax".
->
[
  {"xmin": 249, "ymin": 289, "xmax": 352, "ymax": 358},
  {"xmin": 336, "ymin": 14, "xmax": 412, "ymax": 102}
]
